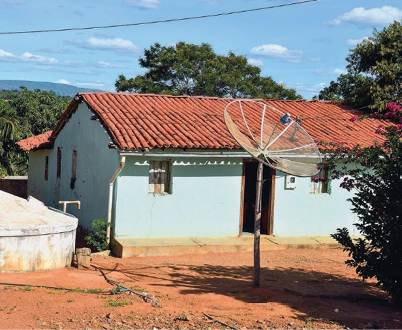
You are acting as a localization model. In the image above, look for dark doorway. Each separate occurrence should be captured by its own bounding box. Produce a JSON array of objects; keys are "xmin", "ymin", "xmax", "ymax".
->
[{"xmin": 242, "ymin": 161, "xmax": 272, "ymax": 235}]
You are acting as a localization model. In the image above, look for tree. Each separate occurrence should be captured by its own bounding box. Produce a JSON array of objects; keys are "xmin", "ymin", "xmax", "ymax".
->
[
  {"xmin": 0, "ymin": 88, "xmax": 71, "ymax": 176},
  {"xmin": 116, "ymin": 42, "xmax": 301, "ymax": 100},
  {"xmin": 318, "ymin": 73, "xmax": 373, "ymax": 108},
  {"xmin": 319, "ymin": 20, "xmax": 402, "ymax": 111},
  {"xmin": 327, "ymin": 103, "xmax": 402, "ymax": 304}
]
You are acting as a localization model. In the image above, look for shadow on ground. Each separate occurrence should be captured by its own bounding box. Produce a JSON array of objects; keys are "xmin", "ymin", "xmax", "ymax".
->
[{"xmin": 93, "ymin": 260, "xmax": 402, "ymax": 329}]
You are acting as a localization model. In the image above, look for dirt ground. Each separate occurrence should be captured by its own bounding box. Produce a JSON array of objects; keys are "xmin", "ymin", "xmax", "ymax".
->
[{"xmin": 0, "ymin": 248, "xmax": 401, "ymax": 330}]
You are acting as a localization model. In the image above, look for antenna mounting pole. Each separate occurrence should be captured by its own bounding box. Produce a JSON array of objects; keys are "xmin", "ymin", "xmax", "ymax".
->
[{"xmin": 253, "ymin": 161, "xmax": 263, "ymax": 287}]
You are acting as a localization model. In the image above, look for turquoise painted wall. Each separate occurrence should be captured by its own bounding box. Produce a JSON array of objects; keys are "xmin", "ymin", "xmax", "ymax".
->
[
  {"xmin": 26, "ymin": 105, "xmax": 360, "ymax": 239},
  {"xmin": 272, "ymin": 165, "xmax": 358, "ymax": 236},
  {"xmin": 114, "ymin": 157, "xmax": 243, "ymax": 238},
  {"xmin": 27, "ymin": 103, "xmax": 119, "ymax": 229}
]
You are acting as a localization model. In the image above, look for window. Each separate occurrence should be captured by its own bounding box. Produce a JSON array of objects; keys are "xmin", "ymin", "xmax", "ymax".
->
[
  {"xmin": 57, "ymin": 147, "xmax": 62, "ymax": 179},
  {"xmin": 149, "ymin": 161, "xmax": 171, "ymax": 194},
  {"xmin": 70, "ymin": 150, "xmax": 77, "ymax": 189},
  {"xmin": 311, "ymin": 166, "xmax": 329, "ymax": 194},
  {"xmin": 44, "ymin": 156, "xmax": 49, "ymax": 181}
]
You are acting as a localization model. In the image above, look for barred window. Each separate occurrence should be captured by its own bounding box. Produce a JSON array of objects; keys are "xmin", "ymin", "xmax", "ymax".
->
[
  {"xmin": 311, "ymin": 166, "xmax": 329, "ymax": 194},
  {"xmin": 149, "ymin": 161, "xmax": 171, "ymax": 194}
]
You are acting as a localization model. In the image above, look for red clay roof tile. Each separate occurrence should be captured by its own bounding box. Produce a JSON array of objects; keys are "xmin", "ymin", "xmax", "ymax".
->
[
  {"xmin": 16, "ymin": 131, "xmax": 53, "ymax": 151},
  {"xmin": 18, "ymin": 92, "xmax": 391, "ymax": 152}
]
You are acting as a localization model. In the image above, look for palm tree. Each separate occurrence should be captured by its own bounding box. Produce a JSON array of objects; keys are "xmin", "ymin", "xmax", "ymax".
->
[{"xmin": 0, "ymin": 114, "xmax": 16, "ymax": 141}]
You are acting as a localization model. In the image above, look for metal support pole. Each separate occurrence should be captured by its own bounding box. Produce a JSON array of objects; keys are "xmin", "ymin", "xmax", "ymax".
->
[{"xmin": 254, "ymin": 161, "xmax": 263, "ymax": 287}]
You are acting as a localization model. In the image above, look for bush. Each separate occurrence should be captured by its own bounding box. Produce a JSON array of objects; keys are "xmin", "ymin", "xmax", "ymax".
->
[
  {"xmin": 84, "ymin": 219, "xmax": 110, "ymax": 252},
  {"xmin": 329, "ymin": 106, "xmax": 402, "ymax": 304}
]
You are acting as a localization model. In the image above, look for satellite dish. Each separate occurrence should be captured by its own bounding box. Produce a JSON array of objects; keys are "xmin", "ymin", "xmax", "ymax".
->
[
  {"xmin": 224, "ymin": 100, "xmax": 322, "ymax": 177},
  {"xmin": 224, "ymin": 99, "xmax": 322, "ymax": 287}
]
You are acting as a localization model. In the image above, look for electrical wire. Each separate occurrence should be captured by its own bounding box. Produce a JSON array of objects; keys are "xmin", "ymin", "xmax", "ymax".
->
[{"xmin": 0, "ymin": 0, "xmax": 318, "ymax": 35}]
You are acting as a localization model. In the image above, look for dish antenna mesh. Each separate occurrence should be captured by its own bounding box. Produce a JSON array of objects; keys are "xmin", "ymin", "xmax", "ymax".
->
[
  {"xmin": 224, "ymin": 100, "xmax": 322, "ymax": 176},
  {"xmin": 224, "ymin": 99, "xmax": 322, "ymax": 287}
]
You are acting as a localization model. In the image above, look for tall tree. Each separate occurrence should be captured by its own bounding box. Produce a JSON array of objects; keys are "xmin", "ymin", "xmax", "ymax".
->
[
  {"xmin": 319, "ymin": 20, "xmax": 402, "ymax": 111},
  {"xmin": 116, "ymin": 42, "xmax": 301, "ymax": 100},
  {"xmin": 0, "ymin": 88, "xmax": 71, "ymax": 176}
]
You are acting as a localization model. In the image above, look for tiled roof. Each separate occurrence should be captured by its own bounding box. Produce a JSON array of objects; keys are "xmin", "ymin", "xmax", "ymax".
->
[
  {"xmin": 16, "ymin": 131, "xmax": 53, "ymax": 151},
  {"xmin": 18, "ymin": 92, "xmax": 390, "ymax": 151}
]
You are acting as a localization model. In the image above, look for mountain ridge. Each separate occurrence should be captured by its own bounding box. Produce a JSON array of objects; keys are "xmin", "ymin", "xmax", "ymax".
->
[{"xmin": 0, "ymin": 80, "xmax": 104, "ymax": 97}]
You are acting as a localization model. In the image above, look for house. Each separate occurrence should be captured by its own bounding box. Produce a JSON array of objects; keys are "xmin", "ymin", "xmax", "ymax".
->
[{"xmin": 17, "ymin": 92, "xmax": 388, "ymax": 251}]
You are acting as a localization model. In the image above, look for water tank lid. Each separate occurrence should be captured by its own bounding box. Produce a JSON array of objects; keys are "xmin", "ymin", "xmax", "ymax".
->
[{"xmin": 0, "ymin": 191, "xmax": 78, "ymax": 237}]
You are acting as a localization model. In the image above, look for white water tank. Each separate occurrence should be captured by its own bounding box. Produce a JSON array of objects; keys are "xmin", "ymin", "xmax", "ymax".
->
[{"xmin": 0, "ymin": 191, "xmax": 78, "ymax": 272}]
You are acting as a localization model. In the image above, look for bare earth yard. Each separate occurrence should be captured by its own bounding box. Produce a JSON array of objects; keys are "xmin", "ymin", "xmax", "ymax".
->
[{"xmin": 0, "ymin": 248, "xmax": 401, "ymax": 329}]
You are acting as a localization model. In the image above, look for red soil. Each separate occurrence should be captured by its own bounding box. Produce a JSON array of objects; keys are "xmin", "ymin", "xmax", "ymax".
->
[{"xmin": 0, "ymin": 248, "xmax": 400, "ymax": 329}]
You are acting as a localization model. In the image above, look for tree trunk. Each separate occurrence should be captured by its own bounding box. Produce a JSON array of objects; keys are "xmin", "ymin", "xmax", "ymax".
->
[{"xmin": 254, "ymin": 161, "xmax": 263, "ymax": 287}]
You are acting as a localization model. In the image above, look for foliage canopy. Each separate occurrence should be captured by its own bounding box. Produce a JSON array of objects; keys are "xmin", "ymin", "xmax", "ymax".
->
[
  {"xmin": 115, "ymin": 42, "xmax": 301, "ymax": 100},
  {"xmin": 319, "ymin": 21, "xmax": 402, "ymax": 111},
  {"xmin": 327, "ymin": 103, "xmax": 402, "ymax": 304},
  {"xmin": 0, "ymin": 88, "xmax": 71, "ymax": 176}
]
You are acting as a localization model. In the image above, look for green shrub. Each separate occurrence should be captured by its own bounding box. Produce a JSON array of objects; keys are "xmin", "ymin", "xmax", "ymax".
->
[
  {"xmin": 84, "ymin": 219, "xmax": 110, "ymax": 252},
  {"xmin": 328, "ymin": 109, "xmax": 402, "ymax": 304}
]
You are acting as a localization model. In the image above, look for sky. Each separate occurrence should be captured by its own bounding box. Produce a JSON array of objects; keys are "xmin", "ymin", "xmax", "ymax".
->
[{"xmin": 0, "ymin": 0, "xmax": 401, "ymax": 99}]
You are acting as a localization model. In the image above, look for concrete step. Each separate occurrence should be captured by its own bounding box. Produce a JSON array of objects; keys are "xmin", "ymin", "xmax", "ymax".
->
[{"xmin": 113, "ymin": 236, "xmax": 341, "ymax": 258}]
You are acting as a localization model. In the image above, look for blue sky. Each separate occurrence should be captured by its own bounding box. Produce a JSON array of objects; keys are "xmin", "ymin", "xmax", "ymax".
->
[{"xmin": 0, "ymin": 0, "xmax": 401, "ymax": 99}]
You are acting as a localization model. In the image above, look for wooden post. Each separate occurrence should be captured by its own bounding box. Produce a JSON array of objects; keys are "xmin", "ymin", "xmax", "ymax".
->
[
  {"xmin": 76, "ymin": 248, "xmax": 91, "ymax": 269},
  {"xmin": 254, "ymin": 161, "xmax": 263, "ymax": 287}
]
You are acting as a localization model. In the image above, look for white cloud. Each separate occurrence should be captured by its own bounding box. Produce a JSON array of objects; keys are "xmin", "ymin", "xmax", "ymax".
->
[
  {"xmin": 313, "ymin": 68, "xmax": 348, "ymax": 77},
  {"xmin": 346, "ymin": 37, "xmax": 368, "ymax": 46},
  {"xmin": 0, "ymin": 49, "xmax": 58, "ymax": 64},
  {"xmin": 247, "ymin": 58, "xmax": 263, "ymax": 67},
  {"xmin": 55, "ymin": 79, "xmax": 71, "ymax": 85},
  {"xmin": 95, "ymin": 61, "xmax": 125, "ymax": 68},
  {"xmin": 76, "ymin": 82, "xmax": 105, "ymax": 88},
  {"xmin": 36, "ymin": 48, "xmax": 75, "ymax": 55},
  {"xmin": 60, "ymin": 60, "xmax": 85, "ymax": 68},
  {"xmin": 288, "ymin": 82, "xmax": 327, "ymax": 99},
  {"xmin": 334, "ymin": 68, "xmax": 347, "ymax": 75},
  {"xmin": 70, "ymin": 37, "xmax": 139, "ymax": 55},
  {"xmin": 124, "ymin": 0, "xmax": 159, "ymax": 9},
  {"xmin": 249, "ymin": 44, "xmax": 303, "ymax": 63},
  {"xmin": 328, "ymin": 6, "xmax": 402, "ymax": 26},
  {"xmin": 308, "ymin": 57, "xmax": 321, "ymax": 63}
]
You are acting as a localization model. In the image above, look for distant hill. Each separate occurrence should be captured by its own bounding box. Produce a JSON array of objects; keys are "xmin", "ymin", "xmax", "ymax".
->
[{"xmin": 0, "ymin": 80, "xmax": 104, "ymax": 97}]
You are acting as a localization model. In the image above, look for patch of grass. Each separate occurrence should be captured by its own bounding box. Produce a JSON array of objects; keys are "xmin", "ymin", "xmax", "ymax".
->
[
  {"xmin": 67, "ymin": 299, "xmax": 74, "ymax": 303},
  {"xmin": 19, "ymin": 286, "xmax": 35, "ymax": 292},
  {"xmin": 70, "ymin": 287, "xmax": 85, "ymax": 293},
  {"xmin": 86, "ymin": 288, "xmax": 103, "ymax": 293},
  {"xmin": 130, "ymin": 285, "xmax": 146, "ymax": 293},
  {"xmin": 110, "ymin": 285, "xmax": 126, "ymax": 295},
  {"xmin": 105, "ymin": 299, "xmax": 130, "ymax": 307}
]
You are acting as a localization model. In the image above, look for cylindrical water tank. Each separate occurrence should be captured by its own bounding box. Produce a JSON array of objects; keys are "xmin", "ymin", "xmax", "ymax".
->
[{"xmin": 0, "ymin": 191, "xmax": 78, "ymax": 272}]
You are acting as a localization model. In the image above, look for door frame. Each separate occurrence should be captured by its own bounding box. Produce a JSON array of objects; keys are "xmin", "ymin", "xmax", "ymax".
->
[{"xmin": 239, "ymin": 159, "xmax": 276, "ymax": 236}]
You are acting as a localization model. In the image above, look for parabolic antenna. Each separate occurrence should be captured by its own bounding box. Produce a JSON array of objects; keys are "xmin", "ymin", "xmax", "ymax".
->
[{"xmin": 224, "ymin": 100, "xmax": 322, "ymax": 177}]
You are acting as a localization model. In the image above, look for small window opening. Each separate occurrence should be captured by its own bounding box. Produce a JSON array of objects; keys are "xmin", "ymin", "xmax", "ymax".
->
[
  {"xmin": 70, "ymin": 150, "xmax": 77, "ymax": 189},
  {"xmin": 44, "ymin": 156, "xmax": 49, "ymax": 181},
  {"xmin": 149, "ymin": 161, "xmax": 171, "ymax": 194},
  {"xmin": 311, "ymin": 166, "xmax": 329, "ymax": 194},
  {"xmin": 57, "ymin": 147, "xmax": 62, "ymax": 179}
]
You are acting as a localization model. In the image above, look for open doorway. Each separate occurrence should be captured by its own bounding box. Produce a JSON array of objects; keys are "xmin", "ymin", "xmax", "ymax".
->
[{"xmin": 241, "ymin": 161, "xmax": 274, "ymax": 235}]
